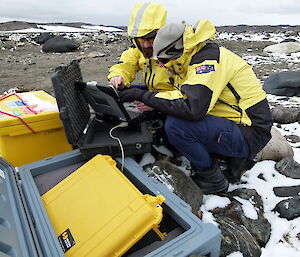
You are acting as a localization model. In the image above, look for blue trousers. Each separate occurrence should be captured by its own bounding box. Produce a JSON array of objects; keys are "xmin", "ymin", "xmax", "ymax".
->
[{"xmin": 165, "ymin": 115, "xmax": 250, "ymax": 171}]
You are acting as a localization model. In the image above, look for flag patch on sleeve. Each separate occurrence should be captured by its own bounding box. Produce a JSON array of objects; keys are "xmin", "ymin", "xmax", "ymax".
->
[{"xmin": 195, "ymin": 65, "xmax": 215, "ymax": 74}]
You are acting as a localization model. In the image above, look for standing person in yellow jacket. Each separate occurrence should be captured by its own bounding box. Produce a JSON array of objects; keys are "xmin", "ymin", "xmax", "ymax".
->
[
  {"xmin": 108, "ymin": 2, "xmax": 175, "ymax": 111},
  {"xmin": 118, "ymin": 20, "xmax": 272, "ymax": 194}
]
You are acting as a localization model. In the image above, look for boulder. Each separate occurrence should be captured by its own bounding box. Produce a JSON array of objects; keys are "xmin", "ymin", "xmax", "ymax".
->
[
  {"xmin": 213, "ymin": 188, "xmax": 271, "ymax": 247},
  {"xmin": 33, "ymin": 32, "xmax": 53, "ymax": 44},
  {"xmin": 215, "ymin": 216, "xmax": 262, "ymax": 257},
  {"xmin": 42, "ymin": 36, "xmax": 80, "ymax": 53},
  {"xmin": 281, "ymin": 38, "xmax": 298, "ymax": 43},
  {"xmin": 271, "ymin": 105, "xmax": 300, "ymax": 124},
  {"xmin": 256, "ymin": 127, "xmax": 294, "ymax": 161},
  {"xmin": 275, "ymin": 157, "xmax": 300, "ymax": 179},
  {"xmin": 284, "ymin": 30, "xmax": 299, "ymax": 37},
  {"xmin": 273, "ymin": 185, "xmax": 300, "ymax": 197},
  {"xmin": 263, "ymin": 71, "xmax": 300, "ymax": 96},
  {"xmin": 86, "ymin": 51, "xmax": 106, "ymax": 58},
  {"xmin": 273, "ymin": 196, "xmax": 300, "ymax": 220},
  {"xmin": 285, "ymin": 134, "xmax": 300, "ymax": 144},
  {"xmin": 263, "ymin": 42, "xmax": 300, "ymax": 54},
  {"xmin": 145, "ymin": 160, "xmax": 203, "ymax": 216}
]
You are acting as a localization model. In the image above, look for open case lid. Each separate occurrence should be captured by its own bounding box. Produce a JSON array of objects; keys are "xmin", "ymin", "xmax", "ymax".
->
[
  {"xmin": 0, "ymin": 157, "xmax": 65, "ymax": 257},
  {"xmin": 51, "ymin": 59, "xmax": 91, "ymax": 146},
  {"xmin": 0, "ymin": 157, "xmax": 39, "ymax": 257}
]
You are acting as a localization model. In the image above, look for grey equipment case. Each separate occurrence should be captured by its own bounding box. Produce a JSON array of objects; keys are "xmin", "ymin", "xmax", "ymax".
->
[
  {"xmin": 51, "ymin": 59, "xmax": 154, "ymax": 159},
  {"xmin": 0, "ymin": 150, "xmax": 221, "ymax": 256}
]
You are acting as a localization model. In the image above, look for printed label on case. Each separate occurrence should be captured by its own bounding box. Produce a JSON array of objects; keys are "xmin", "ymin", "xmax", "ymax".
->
[{"xmin": 58, "ymin": 228, "xmax": 76, "ymax": 252}]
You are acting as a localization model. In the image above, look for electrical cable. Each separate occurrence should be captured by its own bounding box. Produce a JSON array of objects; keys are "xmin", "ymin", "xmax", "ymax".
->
[{"xmin": 109, "ymin": 122, "xmax": 128, "ymax": 172}]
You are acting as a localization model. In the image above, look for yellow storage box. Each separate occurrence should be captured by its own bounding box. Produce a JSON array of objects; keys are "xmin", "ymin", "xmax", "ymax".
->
[
  {"xmin": 0, "ymin": 90, "xmax": 72, "ymax": 166},
  {"xmin": 41, "ymin": 154, "xmax": 165, "ymax": 257}
]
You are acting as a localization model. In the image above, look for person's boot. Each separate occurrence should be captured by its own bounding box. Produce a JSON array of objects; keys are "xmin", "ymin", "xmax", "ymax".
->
[
  {"xmin": 191, "ymin": 162, "xmax": 229, "ymax": 194},
  {"xmin": 222, "ymin": 157, "xmax": 256, "ymax": 183}
]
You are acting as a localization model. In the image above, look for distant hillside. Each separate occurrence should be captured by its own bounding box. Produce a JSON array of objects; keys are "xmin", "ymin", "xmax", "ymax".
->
[
  {"xmin": 0, "ymin": 20, "xmax": 299, "ymax": 33},
  {"xmin": 0, "ymin": 21, "xmax": 125, "ymax": 32},
  {"xmin": 217, "ymin": 24, "xmax": 300, "ymax": 33}
]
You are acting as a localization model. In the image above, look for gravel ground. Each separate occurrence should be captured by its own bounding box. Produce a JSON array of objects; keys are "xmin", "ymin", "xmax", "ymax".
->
[{"xmin": 1, "ymin": 22, "xmax": 300, "ymax": 96}]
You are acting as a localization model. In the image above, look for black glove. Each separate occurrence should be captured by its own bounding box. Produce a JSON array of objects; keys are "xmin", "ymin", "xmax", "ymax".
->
[{"xmin": 118, "ymin": 88, "xmax": 146, "ymax": 103}]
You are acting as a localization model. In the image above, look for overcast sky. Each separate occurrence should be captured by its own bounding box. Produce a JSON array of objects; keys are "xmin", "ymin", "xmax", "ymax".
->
[{"xmin": 1, "ymin": 0, "xmax": 300, "ymax": 27}]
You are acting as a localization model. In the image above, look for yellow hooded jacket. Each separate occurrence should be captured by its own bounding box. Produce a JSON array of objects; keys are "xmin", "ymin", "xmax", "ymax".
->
[
  {"xmin": 139, "ymin": 19, "xmax": 272, "ymax": 155},
  {"xmin": 107, "ymin": 2, "xmax": 174, "ymax": 92}
]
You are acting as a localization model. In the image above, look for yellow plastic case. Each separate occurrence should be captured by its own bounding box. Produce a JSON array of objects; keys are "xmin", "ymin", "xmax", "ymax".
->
[
  {"xmin": 41, "ymin": 154, "xmax": 165, "ymax": 257},
  {"xmin": 0, "ymin": 90, "xmax": 72, "ymax": 166}
]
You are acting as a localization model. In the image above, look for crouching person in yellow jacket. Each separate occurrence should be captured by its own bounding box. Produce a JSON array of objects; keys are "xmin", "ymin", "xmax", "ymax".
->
[
  {"xmin": 118, "ymin": 20, "xmax": 272, "ymax": 194},
  {"xmin": 108, "ymin": 2, "xmax": 176, "ymax": 111}
]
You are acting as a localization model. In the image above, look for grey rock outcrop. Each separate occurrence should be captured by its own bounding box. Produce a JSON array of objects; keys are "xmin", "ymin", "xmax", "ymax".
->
[
  {"xmin": 256, "ymin": 127, "xmax": 294, "ymax": 161},
  {"xmin": 275, "ymin": 157, "xmax": 300, "ymax": 179},
  {"xmin": 227, "ymin": 189, "xmax": 271, "ymax": 246},
  {"xmin": 263, "ymin": 42, "xmax": 300, "ymax": 54},
  {"xmin": 42, "ymin": 36, "xmax": 80, "ymax": 53},
  {"xmin": 263, "ymin": 71, "xmax": 300, "ymax": 97},
  {"xmin": 216, "ymin": 217, "xmax": 262, "ymax": 257},
  {"xmin": 145, "ymin": 160, "xmax": 203, "ymax": 216},
  {"xmin": 86, "ymin": 51, "xmax": 106, "ymax": 58},
  {"xmin": 212, "ymin": 189, "xmax": 271, "ymax": 247},
  {"xmin": 34, "ymin": 32, "xmax": 53, "ymax": 44},
  {"xmin": 273, "ymin": 185, "xmax": 300, "ymax": 197},
  {"xmin": 273, "ymin": 196, "xmax": 300, "ymax": 220},
  {"xmin": 271, "ymin": 105, "xmax": 300, "ymax": 124}
]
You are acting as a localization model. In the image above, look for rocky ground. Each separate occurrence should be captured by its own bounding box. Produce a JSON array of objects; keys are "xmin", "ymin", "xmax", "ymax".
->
[
  {"xmin": 1, "ymin": 22, "xmax": 300, "ymax": 97},
  {"xmin": 0, "ymin": 31, "xmax": 129, "ymax": 96}
]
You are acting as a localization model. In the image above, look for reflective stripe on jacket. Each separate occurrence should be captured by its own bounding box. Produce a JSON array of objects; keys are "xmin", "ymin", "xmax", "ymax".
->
[
  {"xmin": 127, "ymin": 2, "xmax": 167, "ymax": 38},
  {"xmin": 108, "ymin": 3, "xmax": 174, "ymax": 92}
]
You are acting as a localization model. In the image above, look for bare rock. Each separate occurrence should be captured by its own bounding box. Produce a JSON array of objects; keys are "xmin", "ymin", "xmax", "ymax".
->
[
  {"xmin": 275, "ymin": 157, "xmax": 300, "ymax": 179},
  {"xmin": 33, "ymin": 32, "xmax": 53, "ymax": 44},
  {"xmin": 263, "ymin": 71, "xmax": 300, "ymax": 97},
  {"xmin": 281, "ymin": 38, "xmax": 298, "ymax": 43},
  {"xmin": 273, "ymin": 185, "xmax": 300, "ymax": 197},
  {"xmin": 273, "ymin": 196, "xmax": 300, "ymax": 220},
  {"xmin": 16, "ymin": 42, "xmax": 25, "ymax": 47},
  {"xmin": 227, "ymin": 189, "xmax": 271, "ymax": 246},
  {"xmin": 42, "ymin": 36, "xmax": 80, "ymax": 53},
  {"xmin": 86, "ymin": 51, "xmax": 106, "ymax": 58},
  {"xmin": 145, "ymin": 160, "xmax": 203, "ymax": 216},
  {"xmin": 256, "ymin": 127, "xmax": 294, "ymax": 161},
  {"xmin": 284, "ymin": 30, "xmax": 299, "ymax": 37},
  {"xmin": 263, "ymin": 42, "xmax": 300, "ymax": 54},
  {"xmin": 2, "ymin": 42, "xmax": 14, "ymax": 50},
  {"xmin": 98, "ymin": 33, "xmax": 109, "ymax": 42},
  {"xmin": 215, "ymin": 216, "xmax": 262, "ymax": 257},
  {"xmin": 271, "ymin": 105, "xmax": 300, "ymax": 124},
  {"xmin": 213, "ymin": 188, "xmax": 271, "ymax": 247},
  {"xmin": 285, "ymin": 134, "xmax": 300, "ymax": 144}
]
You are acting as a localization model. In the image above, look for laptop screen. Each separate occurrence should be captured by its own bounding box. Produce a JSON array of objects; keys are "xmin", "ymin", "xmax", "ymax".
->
[{"xmin": 75, "ymin": 81, "xmax": 132, "ymax": 122}]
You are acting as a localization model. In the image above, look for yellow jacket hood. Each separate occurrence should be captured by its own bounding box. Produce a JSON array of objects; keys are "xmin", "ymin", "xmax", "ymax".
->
[
  {"xmin": 183, "ymin": 19, "xmax": 216, "ymax": 52},
  {"xmin": 127, "ymin": 2, "xmax": 167, "ymax": 38},
  {"xmin": 161, "ymin": 19, "xmax": 216, "ymax": 79}
]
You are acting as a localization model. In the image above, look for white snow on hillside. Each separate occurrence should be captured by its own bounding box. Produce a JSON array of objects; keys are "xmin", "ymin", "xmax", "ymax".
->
[{"xmin": 0, "ymin": 24, "xmax": 123, "ymax": 33}]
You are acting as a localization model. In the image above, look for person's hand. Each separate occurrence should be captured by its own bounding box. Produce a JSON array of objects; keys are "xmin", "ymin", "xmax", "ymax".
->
[
  {"xmin": 109, "ymin": 76, "xmax": 125, "ymax": 89},
  {"xmin": 133, "ymin": 101, "xmax": 154, "ymax": 112},
  {"xmin": 119, "ymin": 88, "xmax": 145, "ymax": 103}
]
